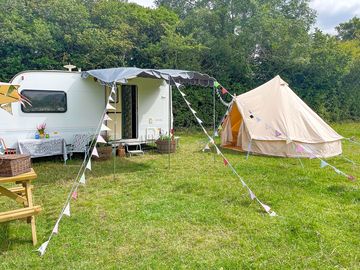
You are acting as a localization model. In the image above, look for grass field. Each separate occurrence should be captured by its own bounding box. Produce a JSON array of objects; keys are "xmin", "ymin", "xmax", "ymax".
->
[{"xmin": 1, "ymin": 123, "xmax": 359, "ymax": 269}]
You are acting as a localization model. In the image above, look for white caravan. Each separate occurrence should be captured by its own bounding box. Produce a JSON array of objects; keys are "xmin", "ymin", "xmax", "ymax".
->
[
  {"xmin": 0, "ymin": 70, "xmax": 172, "ymax": 149},
  {"xmin": 0, "ymin": 68, "xmax": 214, "ymax": 151}
]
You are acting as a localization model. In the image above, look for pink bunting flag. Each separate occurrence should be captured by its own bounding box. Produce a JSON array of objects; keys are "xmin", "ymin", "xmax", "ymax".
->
[
  {"xmin": 72, "ymin": 191, "xmax": 78, "ymax": 200},
  {"xmin": 309, "ymin": 153, "xmax": 316, "ymax": 159},
  {"xmin": 275, "ymin": 130, "xmax": 282, "ymax": 137},
  {"xmin": 103, "ymin": 114, "xmax": 112, "ymax": 121},
  {"xmin": 221, "ymin": 87, "xmax": 228, "ymax": 95},
  {"xmin": 347, "ymin": 175, "xmax": 356, "ymax": 181},
  {"xmin": 223, "ymin": 158, "xmax": 228, "ymax": 166},
  {"xmin": 97, "ymin": 134, "xmax": 107, "ymax": 144},
  {"xmin": 295, "ymin": 145, "xmax": 304, "ymax": 153},
  {"xmin": 92, "ymin": 147, "xmax": 99, "ymax": 157}
]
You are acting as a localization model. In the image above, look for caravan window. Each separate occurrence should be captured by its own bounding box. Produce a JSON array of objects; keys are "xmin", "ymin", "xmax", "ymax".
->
[{"xmin": 21, "ymin": 90, "xmax": 67, "ymax": 113}]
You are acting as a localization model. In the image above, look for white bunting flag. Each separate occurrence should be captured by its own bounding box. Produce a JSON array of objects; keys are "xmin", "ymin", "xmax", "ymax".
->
[
  {"xmin": 37, "ymin": 240, "xmax": 49, "ymax": 256},
  {"xmin": 214, "ymin": 131, "xmax": 219, "ymax": 137},
  {"xmin": 216, "ymin": 147, "xmax": 221, "ymax": 155},
  {"xmin": 334, "ymin": 168, "xmax": 341, "ymax": 174},
  {"xmin": 86, "ymin": 160, "xmax": 92, "ymax": 171},
  {"xmin": 80, "ymin": 173, "xmax": 86, "ymax": 184},
  {"xmin": 111, "ymin": 86, "xmax": 116, "ymax": 94},
  {"xmin": 52, "ymin": 220, "xmax": 59, "ymax": 234},
  {"xmin": 179, "ymin": 90, "xmax": 186, "ymax": 97},
  {"xmin": 185, "ymin": 100, "xmax": 191, "ymax": 106},
  {"xmin": 260, "ymin": 202, "xmax": 271, "ymax": 213},
  {"xmin": 103, "ymin": 114, "xmax": 112, "ymax": 121},
  {"xmin": 286, "ymin": 137, "xmax": 292, "ymax": 144},
  {"xmin": 106, "ymin": 103, "xmax": 115, "ymax": 110},
  {"xmin": 92, "ymin": 147, "xmax": 99, "ymax": 157},
  {"xmin": 195, "ymin": 117, "xmax": 203, "ymax": 124},
  {"xmin": 190, "ymin": 108, "xmax": 197, "ymax": 114},
  {"xmin": 269, "ymin": 211, "xmax": 277, "ymax": 217},
  {"xmin": 202, "ymin": 144, "xmax": 210, "ymax": 152},
  {"xmin": 64, "ymin": 203, "xmax": 71, "ymax": 217},
  {"xmin": 101, "ymin": 124, "xmax": 111, "ymax": 131},
  {"xmin": 97, "ymin": 134, "xmax": 107, "ymax": 144},
  {"xmin": 175, "ymin": 82, "xmax": 182, "ymax": 89},
  {"xmin": 108, "ymin": 95, "xmax": 114, "ymax": 102},
  {"xmin": 320, "ymin": 160, "xmax": 328, "ymax": 168},
  {"xmin": 249, "ymin": 189, "xmax": 256, "ymax": 200}
]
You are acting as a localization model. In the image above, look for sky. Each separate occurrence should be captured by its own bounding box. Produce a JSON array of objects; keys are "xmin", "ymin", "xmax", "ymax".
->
[{"xmin": 128, "ymin": 0, "xmax": 360, "ymax": 34}]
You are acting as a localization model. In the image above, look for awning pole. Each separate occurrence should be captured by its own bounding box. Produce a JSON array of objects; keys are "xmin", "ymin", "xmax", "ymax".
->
[
  {"xmin": 113, "ymin": 83, "xmax": 117, "ymax": 180},
  {"xmin": 168, "ymin": 78, "xmax": 172, "ymax": 170},
  {"xmin": 213, "ymin": 85, "xmax": 216, "ymax": 163}
]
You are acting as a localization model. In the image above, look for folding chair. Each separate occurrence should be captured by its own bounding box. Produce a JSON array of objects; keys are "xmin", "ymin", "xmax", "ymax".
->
[{"xmin": 0, "ymin": 138, "xmax": 16, "ymax": 155}]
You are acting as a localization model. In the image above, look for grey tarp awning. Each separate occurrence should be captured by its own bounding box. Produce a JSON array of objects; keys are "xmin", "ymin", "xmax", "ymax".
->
[{"xmin": 81, "ymin": 67, "xmax": 215, "ymax": 87}]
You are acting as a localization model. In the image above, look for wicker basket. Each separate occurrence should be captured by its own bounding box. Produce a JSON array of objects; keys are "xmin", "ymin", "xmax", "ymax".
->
[{"xmin": 0, "ymin": 154, "xmax": 31, "ymax": 177}]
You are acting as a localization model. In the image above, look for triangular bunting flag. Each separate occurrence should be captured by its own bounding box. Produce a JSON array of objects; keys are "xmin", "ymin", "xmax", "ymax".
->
[
  {"xmin": 347, "ymin": 175, "xmax": 356, "ymax": 181},
  {"xmin": 334, "ymin": 168, "xmax": 341, "ymax": 174},
  {"xmin": 214, "ymin": 131, "xmax": 219, "ymax": 137},
  {"xmin": 80, "ymin": 174, "xmax": 86, "ymax": 184},
  {"xmin": 202, "ymin": 144, "xmax": 210, "ymax": 152},
  {"xmin": 260, "ymin": 202, "xmax": 271, "ymax": 213},
  {"xmin": 223, "ymin": 158, "xmax": 228, "ymax": 166},
  {"xmin": 221, "ymin": 87, "xmax": 228, "ymax": 95},
  {"xmin": 295, "ymin": 145, "xmax": 304, "ymax": 153},
  {"xmin": 97, "ymin": 134, "xmax": 107, "ymax": 144},
  {"xmin": 185, "ymin": 99, "xmax": 191, "ymax": 106},
  {"xmin": 103, "ymin": 114, "xmax": 112, "ymax": 121},
  {"xmin": 190, "ymin": 108, "xmax": 196, "ymax": 114},
  {"xmin": 179, "ymin": 90, "xmax": 186, "ymax": 97},
  {"xmin": 175, "ymin": 82, "xmax": 182, "ymax": 89},
  {"xmin": 320, "ymin": 160, "xmax": 328, "ymax": 168},
  {"xmin": 216, "ymin": 147, "xmax": 221, "ymax": 155},
  {"xmin": 101, "ymin": 124, "xmax": 111, "ymax": 131},
  {"xmin": 72, "ymin": 191, "xmax": 78, "ymax": 200},
  {"xmin": 269, "ymin": 211, "xmax": 277, "ymax": 217},
  {"xmin": 214, "ymin": 81, "xmax": 220, "ymax": 88},
  {"xmin": 286, "ymin": 137, "xmax": 292, "ymax": 144},
  {"xmin": 195, "ymin": 117, "xmax": 203, "ymax": 124},
  {"xmin": 37, "ymin": 240, "xmax": 49, "ymax": 256},
  {"xmin": 249, "ymin": 189, "xmax": 256, "ymax": 200},
  {"xmin": 106, "ymin": 103, "xmax": 115, "ymax": 110},
  {"xmin": 64, "ymin": 203, "xmax": 71, "ymax": 217},
  {"xmin": 86, "ymin": 160, "xmax": 92, "ymax": 171},
  {"xmin": 92, "ymin": 147, "xmax": 99, "ymax": 157},
  {"xmin": 108, "ymin": 94, "xmax": 114, "ymax": 102},
  {"xmin": 309, "ymin": 153, "xmax": 316, "ymax": 159},
  {"xmin": 275, "ymin": 130, "xmax": 282, "ymax": 137},
  {"xmin": 111, "ymin": 86, "xmax": 116, "ymax": 94},
  {"xmin": 52, "ymin": 221, "xmax": 59, "ymax": 234}
]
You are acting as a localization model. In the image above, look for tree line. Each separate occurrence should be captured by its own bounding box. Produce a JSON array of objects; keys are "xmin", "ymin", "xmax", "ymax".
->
[{"xmin": 0, "ymin": 0, "xmax": 359, "ymax": 126}]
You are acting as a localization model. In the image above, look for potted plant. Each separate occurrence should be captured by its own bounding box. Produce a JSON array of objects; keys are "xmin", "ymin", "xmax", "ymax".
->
[
  {"xmin": 155, "ymin": 134, "xmax": 176, "ymax": 154},
  {"xmin": 94, "ymin": 134, "xmax": 113, "ymax": 161},
  {"xmin": 37, "ymin": 123, "xmax": 46, "ymax": 139}
]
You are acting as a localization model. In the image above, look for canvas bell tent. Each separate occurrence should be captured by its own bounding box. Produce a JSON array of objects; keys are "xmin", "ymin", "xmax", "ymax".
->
[
  {"xmin": 0, "ymin": 68, "xmax": 214, "ymax": 149},
  {"xmin": 221, "ymin": 75, "xmax": 342, "ymax": 158}
]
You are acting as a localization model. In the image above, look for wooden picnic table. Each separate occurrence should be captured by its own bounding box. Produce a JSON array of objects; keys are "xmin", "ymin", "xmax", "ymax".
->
[{"xmin": 0, "ymin": 169, "xmax": 42, "ymax": 245}]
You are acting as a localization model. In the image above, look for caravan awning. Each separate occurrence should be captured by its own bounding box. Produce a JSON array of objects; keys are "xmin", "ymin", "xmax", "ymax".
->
[{"xmin": 81, "ymin": 67, "xmax": 215, "ymax": 87}]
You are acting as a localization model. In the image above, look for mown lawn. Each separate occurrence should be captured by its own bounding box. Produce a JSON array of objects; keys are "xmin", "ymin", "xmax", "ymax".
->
[{"xmin": 1, "ymin": 123, "xmax": 359, "ymax": 269}]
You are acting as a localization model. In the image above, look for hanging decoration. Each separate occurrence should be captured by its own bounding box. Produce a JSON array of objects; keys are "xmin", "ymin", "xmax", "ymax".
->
[
  {"xmin": 173, "ymin": 78, "xmax": 277, "ymax": 217},
  {"xmin": 37, "ymin": 84, "xmax": 116, "ymax": 256}
]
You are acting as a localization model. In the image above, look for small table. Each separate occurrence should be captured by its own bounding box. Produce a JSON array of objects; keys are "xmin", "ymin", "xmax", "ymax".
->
[
  {"xmin": 0, "ymin": 169, "xmax": 42, "ymax": 245},
  {"xmin": 18, "ymin": 138, "xmax": 68, "ymax": 163}
]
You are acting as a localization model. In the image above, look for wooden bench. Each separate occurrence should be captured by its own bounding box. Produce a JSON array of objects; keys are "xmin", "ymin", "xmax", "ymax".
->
[{"xmin": 0, "ymin": 169, "xmax": 41, "ymax": 245}]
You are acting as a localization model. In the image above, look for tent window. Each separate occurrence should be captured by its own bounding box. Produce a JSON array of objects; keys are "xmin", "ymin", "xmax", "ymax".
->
[{"xmin": 21, "ymin": 90, "xmax": 67, "ymax": 113}]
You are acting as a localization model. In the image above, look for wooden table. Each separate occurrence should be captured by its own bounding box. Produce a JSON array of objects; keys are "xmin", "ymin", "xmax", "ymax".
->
[{"xmin": 0, "ymin": 169, "xmax": 42, "ymax": 245}]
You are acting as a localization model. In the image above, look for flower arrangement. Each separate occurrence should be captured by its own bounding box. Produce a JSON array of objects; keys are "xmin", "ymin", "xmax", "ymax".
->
[{"xmin": 37, "ymin": 123, "xmax": 46, "ymax": 137}]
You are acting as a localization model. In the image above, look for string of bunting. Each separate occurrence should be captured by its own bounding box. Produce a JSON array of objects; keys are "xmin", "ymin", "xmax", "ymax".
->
[
  {"xmin": 173, "ymin": 79, "xmax": 277, "ymax": 216},
  {"xmin": 37, "ymin": 84, "xmax": 116, "ymax": 256}
]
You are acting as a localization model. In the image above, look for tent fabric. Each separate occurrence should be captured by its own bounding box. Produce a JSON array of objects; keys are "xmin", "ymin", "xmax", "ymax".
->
[
  {"xmin": 81, "ymin": 67, "xmax": 215, "ymax": 87},
  {"xmin": 221, "ymin": 76, "xmax": 342, "ymax": 158}
]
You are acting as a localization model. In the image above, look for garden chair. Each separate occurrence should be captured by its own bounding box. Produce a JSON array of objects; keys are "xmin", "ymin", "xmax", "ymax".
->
[{"xmin": 0, "ymin": 138, "xmax": 16, "ymax": 155}]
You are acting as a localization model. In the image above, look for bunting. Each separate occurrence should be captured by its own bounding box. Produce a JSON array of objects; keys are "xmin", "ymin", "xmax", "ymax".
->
[
  {"xmin": 92, "ymin": 147, "xmax": 99, "ymax": 157},
  {"xmin": 72, "ymin": 191, "xmax": 78, "ymax": 200},
  {"xmin": 97, "ymin": 134, "xmax": 107, "ymax": 144},
  {"xmin": 86, "ymin": 160, "xmax": 92, "ymax": 171},
  {"xmin": 202, "ymin": 144, "xmax": 210, "ymax": 152},
  {"xmin": 103, "ymin": 114, "xmax": 112, "ymax": 121},
  {"xmin": 223, "ymin": 158, "xmax": 228, "ymax": 166},
  {"xmin": 100, "ymin": 124, "xmax": 111, "ymax": 132},
  {"xmin": 249, "ymin": 189, "xmax": 256, "ymax": 200},
  {"xmin": 275, "ymin": 130, "xmax": 282, "ymax": 137},
  {"xmin": 320, "ymin": 160, "xmax": 328, "ymax": 168},
  {"xmin": 221, "ymin": 87, "xmax": 228, "ymax": 95},
  {"xmin": 52, "ymin": 221, "xmax": 59, "ymax": 235},
  {"xmin": 108, "ymin": 95, "xmax": 114, "ymax": 102},
  {"xmin": 79, "ymin": 174, "xmax": 86, "ymax": 184},
  {"xmin": 106, "ymin": 103, "xmax": 115, "ymax": 110},
  {"xmin": 295, "ymin": 145, "xmax": 304, "ymax": 153},
  {"xmin": 63, "ymin": 203, "xmax": 71, "ymax": 217},
  {"xmin": 37, "ymin": 241, "xmax": 49, "ymax": 256}
]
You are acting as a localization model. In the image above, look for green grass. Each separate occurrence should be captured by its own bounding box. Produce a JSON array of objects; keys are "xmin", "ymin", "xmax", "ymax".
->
[{"xmin": 1, "ymin": 123, "xmax": 359, "ymax": 269}]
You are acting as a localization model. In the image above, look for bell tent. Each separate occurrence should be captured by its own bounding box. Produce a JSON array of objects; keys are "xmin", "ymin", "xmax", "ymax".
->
[{"xmin": 221, "ymin": 75, "xmax": 342, "ymax": 158}]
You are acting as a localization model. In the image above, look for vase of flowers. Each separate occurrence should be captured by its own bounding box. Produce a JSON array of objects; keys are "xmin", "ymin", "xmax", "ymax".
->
[{"xmin": 37, "ymin": 123, "xmax": 46, "ymax": 139}]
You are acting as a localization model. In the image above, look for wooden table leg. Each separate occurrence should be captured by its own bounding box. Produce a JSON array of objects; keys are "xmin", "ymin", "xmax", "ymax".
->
[{"xmin": 23, "ymin": 181, "xmax": 37, "ymax": 246}]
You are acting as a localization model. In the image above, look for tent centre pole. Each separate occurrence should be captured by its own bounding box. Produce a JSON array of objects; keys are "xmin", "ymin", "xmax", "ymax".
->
[{"xmin": 168, "ymin": 77, "xmax": 172, "ymax": 170}]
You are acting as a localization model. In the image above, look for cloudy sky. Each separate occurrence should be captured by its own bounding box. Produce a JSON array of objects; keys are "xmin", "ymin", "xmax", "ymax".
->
[{"xmin": 129, "ymin": 0, "xmax": 360, "ymax": 34}]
